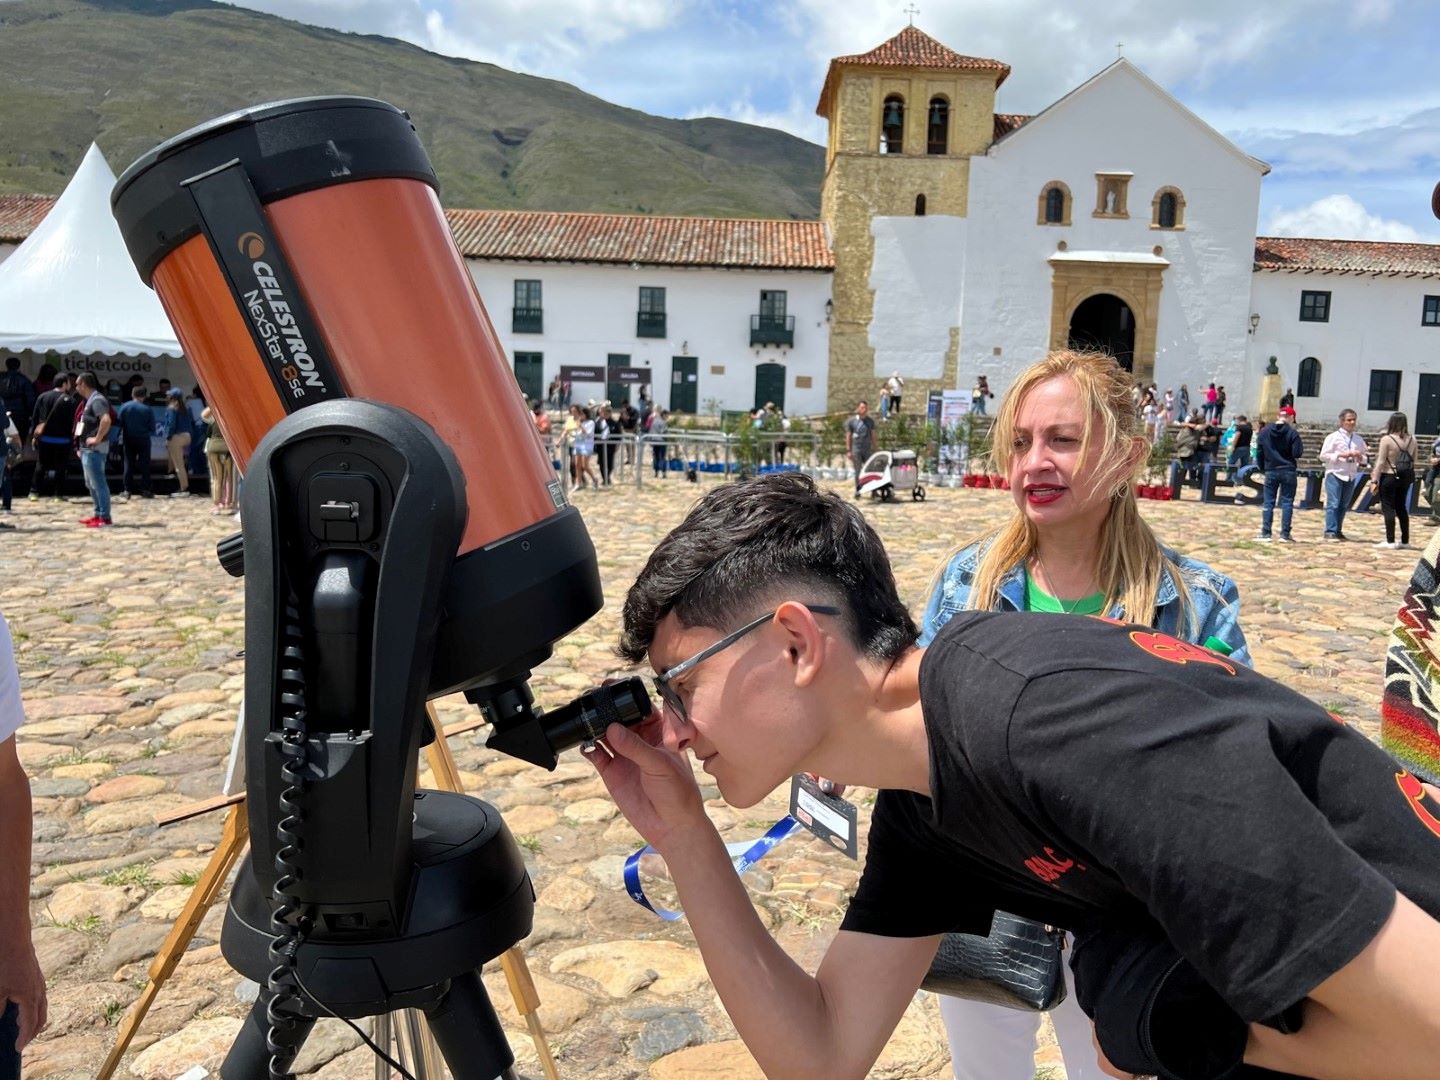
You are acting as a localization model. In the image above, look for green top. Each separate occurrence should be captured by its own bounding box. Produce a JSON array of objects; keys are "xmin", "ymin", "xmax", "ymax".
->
[{"xmin": 1023, "ymin": 570, "xmax": 1106, "ymax": 615}]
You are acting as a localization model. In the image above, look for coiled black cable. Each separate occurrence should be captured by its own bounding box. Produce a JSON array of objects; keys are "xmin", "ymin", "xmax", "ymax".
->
[
  {"xmin": 265, "ymin": 603, "xmax": 312, "ymax": 1080},
  {"xmin": 264, "ymin": 602, "xmax": 418, "ymax": 1080}
]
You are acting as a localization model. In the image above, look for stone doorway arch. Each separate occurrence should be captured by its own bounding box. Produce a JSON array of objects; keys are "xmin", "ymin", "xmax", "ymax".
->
[
  {"xmin": 1068, "ymin": 293, "xmax": 1136, "ymax": 371},
  {"xmin": 1048, "ymin": 253, "xmax": 1166, "ymax": 384}
]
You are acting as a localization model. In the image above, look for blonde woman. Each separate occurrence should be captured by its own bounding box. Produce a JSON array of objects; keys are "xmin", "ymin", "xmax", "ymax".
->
[{"xmin": 920, "ymin": 350, "xmax": 1249, "ymax": 1080}]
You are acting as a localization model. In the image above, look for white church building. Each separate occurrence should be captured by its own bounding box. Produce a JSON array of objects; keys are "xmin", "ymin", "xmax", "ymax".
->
[{"xmin": 2, "ymin": 26, "xmax": 1439, "ymax": 430}]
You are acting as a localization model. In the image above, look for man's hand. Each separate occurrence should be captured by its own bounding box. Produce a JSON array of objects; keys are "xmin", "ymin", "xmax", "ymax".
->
[
  {"xmin": 587, "ymin": 718, "xmax": 708, "ymax": 854},
  {"xmin": 84, "ymin": 437, "xmax": 96, "ymax": 448},
  {"xmin": 0, "ymin": 939, "xmax": 46, "ymax": 1050}
]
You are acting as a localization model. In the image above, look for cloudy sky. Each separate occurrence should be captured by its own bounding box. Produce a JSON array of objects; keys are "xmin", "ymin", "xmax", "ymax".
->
[{"xmin": 226, "ymin": 0, "xmax": 1440, "ymax": 241}]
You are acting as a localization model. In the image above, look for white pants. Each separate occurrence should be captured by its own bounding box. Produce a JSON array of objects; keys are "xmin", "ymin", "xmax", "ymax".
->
[{"xmin": 939, "ymin": 944, "xmax": 1097, "ymax": 1080}]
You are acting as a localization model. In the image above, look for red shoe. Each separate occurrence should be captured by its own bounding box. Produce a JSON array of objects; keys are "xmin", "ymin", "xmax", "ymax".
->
[
  {"xmin": 78, "ymin": 516, "xmax": 100, "ymax": 526},
  {"xmin": 85, "ymin": 517, "xmax": 113, "ymax": 528}
]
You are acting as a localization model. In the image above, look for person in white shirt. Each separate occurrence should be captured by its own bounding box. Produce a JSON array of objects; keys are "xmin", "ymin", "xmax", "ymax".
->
[
  {"xmin": 0, "ymin": 610, "xmax": 46, "ymax": 1073},
  {"xmin": 1318, "ymin": 408, "xmax": 1368, "ymax": 542},
  {"xmin": 885, "ymin": 372, "xmax": 904, "ymax": 414}
]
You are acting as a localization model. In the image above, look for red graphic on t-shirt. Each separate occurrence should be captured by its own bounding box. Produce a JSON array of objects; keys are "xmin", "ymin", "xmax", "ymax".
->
[
  {"xmin": 1128, "ymin": 631, "xmax": 1237, "ymax": 675},
  {"xmin": 1024, "ymin": 847, "xmax": 1080, "ymax": 884},
  {"xmin": 1397, "ymin": 771, "xmax": 1440, "ymax": 840}
]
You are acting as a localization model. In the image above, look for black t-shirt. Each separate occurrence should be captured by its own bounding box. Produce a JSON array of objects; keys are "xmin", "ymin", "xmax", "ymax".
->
[
  {"xmin": 841, "ymin": 610, "xmax": 1440, "ymax": 1022},
  {"xmin": 1233, "ymin": 421, "xmax": 1253, "ymax": 450},
  {"xmin": 1197, "ymin": 423, "xmax": 1220, "ymax": 453}
]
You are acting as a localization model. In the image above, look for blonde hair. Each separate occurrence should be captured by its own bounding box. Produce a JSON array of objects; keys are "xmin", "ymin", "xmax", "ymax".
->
[{"xmin": 959, "ymin": 350, "xmax": 1199, "ymax": 633}]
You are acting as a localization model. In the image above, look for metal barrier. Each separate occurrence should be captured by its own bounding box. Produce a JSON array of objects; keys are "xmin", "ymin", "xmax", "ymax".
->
[{"xmin": 542, "ymin": 429, "xmax": 825, "ymax": 496}]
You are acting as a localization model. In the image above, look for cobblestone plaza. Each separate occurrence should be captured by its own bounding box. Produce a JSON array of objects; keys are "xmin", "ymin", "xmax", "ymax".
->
[{"xmin": 8, "ymin": 479, "xmax": 1411, "ymax": 1078}]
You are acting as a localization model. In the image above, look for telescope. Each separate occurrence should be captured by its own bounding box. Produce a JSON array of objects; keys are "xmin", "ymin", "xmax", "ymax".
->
[{"xmin": 112, "ymin": 97, "xmax": 648, "ymax": 1079}]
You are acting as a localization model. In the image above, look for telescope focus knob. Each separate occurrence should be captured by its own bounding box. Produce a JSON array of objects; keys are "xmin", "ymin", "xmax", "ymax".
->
[{"xmin": 217, "ymin": 532, "xmax": 245, "ymax": 578}]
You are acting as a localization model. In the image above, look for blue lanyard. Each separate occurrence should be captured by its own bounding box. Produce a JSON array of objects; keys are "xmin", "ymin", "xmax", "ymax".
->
[{"xmin": 623, "ymin": 816, "xmax": 803, "ymax": 921}]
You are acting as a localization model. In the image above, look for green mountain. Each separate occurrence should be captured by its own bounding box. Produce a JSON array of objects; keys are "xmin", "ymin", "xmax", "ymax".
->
[{"xmin": 0, "ymin": 0, "xmax": 824, "ymax": 218}]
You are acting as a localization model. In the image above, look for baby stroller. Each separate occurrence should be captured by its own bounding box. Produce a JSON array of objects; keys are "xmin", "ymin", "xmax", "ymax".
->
[{"xmin": 858, "ymin": 449, "xmax": 925, "ymax": 502}]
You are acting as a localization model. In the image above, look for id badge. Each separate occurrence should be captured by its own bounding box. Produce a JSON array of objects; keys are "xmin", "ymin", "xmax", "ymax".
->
[{"xmin": 788, "ymin": 774, "xmax": 858, "ymax": 859}]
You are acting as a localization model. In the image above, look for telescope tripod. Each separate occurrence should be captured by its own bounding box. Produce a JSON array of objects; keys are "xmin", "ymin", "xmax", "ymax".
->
[
  {"xmin": 103, "ymin": 400, "xmax": 567, "ymax": 1080},
  {"xmin": 95, "ymin": 710, "xmax": 559, "ymax": 1080}
]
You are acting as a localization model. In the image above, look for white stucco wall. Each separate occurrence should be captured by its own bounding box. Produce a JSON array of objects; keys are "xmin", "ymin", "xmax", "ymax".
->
[
  {"xmin": 869, "ymin": 215, "xmax": 966, "ymax": 379},
  {"xmin": 962, "ymin": 61, "xmax": 1264, "ymax": 407},
  {"xmin": 1249, "ymin": 271, "xmax": 1440, "ymax": 428},
  {"xmin": 465, "ymin": 260, "xmax": 833, "ymax": 416}
]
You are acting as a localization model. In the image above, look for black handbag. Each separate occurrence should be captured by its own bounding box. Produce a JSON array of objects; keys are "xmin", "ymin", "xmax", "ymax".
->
[{"xmin": 920, "ymin": 911, "xmax": 1066, "ymax": 1011}]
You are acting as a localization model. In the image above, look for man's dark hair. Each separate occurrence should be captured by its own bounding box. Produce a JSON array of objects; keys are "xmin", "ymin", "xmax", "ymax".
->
[
  {"xmin": 4, "ymin": 357, "xmax": 18, "ymax": 371},
  {"xmin": 76, "ymin": 372, "xmax": 98, "ymax": 391},
  {"xmin": 131, "ymin": 385, "xmax": 147, "ymax": 401},
  {"xmin": 619, "ymin": 474, "xmax": 917, "ymax": 665},
  {"xmin": 59, "ymin": 372, "xmax": 75, "ymax": 388}
]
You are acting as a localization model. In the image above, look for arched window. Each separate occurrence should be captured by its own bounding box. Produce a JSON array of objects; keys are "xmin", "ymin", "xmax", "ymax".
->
[
  {"xmin": 880, "ymin": 95, "xmax": 905, "ymax": 154},
  {"xmin": 1151, "ymin": 186, "xmax": 1186, "ymax": 229},
  {"xmin": 1158, "ymin": 193, "xmax": 1178, "ymax": 228},
  {"xmin": 1298, "ymin": 357, "xmax": 1321, "ymax": 398},
  {"xmin": 914, "ymin": 194, "xmax": 927, "ymax": 216},
  {"xmin": 1045, "ymin": 188, "xmax": 1065, "ymax": 222},
  {"xmin": 926, "ymin": 96, "xmax": 949, "ymax": 155},
  {"xmin": 1037, "ymin": 182, "xmax": 1071, "ymax": 226}
]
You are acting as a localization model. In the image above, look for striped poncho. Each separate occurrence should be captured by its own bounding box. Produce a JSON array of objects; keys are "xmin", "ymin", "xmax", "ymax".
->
[{"xmin": 1382, "ymin": 531, "xmax": 1440, "ymax": 784}]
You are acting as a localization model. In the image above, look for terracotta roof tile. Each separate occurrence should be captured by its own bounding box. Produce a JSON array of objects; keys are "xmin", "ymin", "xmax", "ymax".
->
[
  {"xmin": 1254, "ymin": 236, "xmax": 1440, "ymax": 277},
  {"xmin": 0, "ymin": 194, "xmax": 54, "ymax": 242},
  {"xmin": 0, "ymin": 196, "xmax": 832, "ymax": 271},
  {"xmin": 445, "ymin": 209, "xmax": 833, "ymax": 270},
  {"xmin": 819, "ymin": 26, "xmax": 1009, "ymax": 116},
  {"xmin": 993, "ymin": 113, "xmax": 1031, "ymax": 139}
]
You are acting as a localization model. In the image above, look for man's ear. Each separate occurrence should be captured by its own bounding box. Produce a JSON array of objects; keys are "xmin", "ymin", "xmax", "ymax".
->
[{"xmin": 772, "ymin": 601, "xmax": 827, "ymax": 688}]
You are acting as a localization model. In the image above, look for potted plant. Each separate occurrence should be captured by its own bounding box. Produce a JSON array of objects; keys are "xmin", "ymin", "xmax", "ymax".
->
[{"xmin": 1144, "ymin": 429, "xmax": 1177, "ymax": 499}]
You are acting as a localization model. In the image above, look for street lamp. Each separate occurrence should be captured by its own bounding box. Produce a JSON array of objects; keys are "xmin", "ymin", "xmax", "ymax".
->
[{"xmin": 1248, "ymin": 313, "xmax": 1260, "ymax": 335}]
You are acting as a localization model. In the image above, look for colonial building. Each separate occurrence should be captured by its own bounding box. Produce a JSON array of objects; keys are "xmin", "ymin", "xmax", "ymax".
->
[
  {"xmin": 3, "ymin": 24, "xmax": 1440, "ymax": 429},
  {"xmin": 1250, "ymin": 238, "xmax": 1440, "ymax": 430},
  {"xmin": 817, "ymin": 26, "xmax": 1267, "ymax": 412},
  {"xmin": 452, "ymin": 210, "xmax": 833, "ymax": 414}
]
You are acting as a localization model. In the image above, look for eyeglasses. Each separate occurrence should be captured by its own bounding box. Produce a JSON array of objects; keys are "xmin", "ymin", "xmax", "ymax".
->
[{"xmin": 652, "ymin": 605, "xmax": 841, "ymax": 725}]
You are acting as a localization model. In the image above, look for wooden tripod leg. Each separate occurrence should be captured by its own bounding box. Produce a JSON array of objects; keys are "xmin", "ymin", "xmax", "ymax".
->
[
  {"xmin": 97, "ymin": 802, "xmax": 251, "ymax": 1080},
  {"xmin": 501, "ymin": 948, "xmax": 561, "ymax": 1080},
  {"xmin": 423, "ymin": 704, "xmax": 560, "ymax": 1080}
]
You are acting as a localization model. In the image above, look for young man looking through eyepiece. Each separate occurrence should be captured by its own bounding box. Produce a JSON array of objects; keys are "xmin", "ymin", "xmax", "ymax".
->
[{"xmin": 589, "ymin": 474, "xmax": 1440, "ymax": 1080}]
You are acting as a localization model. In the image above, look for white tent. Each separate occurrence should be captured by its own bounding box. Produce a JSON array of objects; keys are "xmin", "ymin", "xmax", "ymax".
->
[{"xmin": 0, "ymin": 143, "xmax": 181, "ymax": 357}]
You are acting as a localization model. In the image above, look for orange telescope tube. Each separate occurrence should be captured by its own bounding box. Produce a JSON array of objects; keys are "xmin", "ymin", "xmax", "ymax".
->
[{"xmin": 112, "ymin": 98, "xmax": 600, "ymax": 694}]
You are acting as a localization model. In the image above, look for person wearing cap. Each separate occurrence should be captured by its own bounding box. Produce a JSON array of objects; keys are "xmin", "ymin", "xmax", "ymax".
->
[
  {"xmin": 162, "ymin": 388, "xmax": 195, "ymax": 496},
  {"xmin": 1255, "ymin": 406, "xmax": 1303, "ymax": 543}
]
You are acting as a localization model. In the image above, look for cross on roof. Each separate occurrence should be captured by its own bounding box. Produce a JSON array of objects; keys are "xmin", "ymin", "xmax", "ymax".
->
[{"xmin": 904, "ymin": 3, "xmax": 919, "ymax": 25}]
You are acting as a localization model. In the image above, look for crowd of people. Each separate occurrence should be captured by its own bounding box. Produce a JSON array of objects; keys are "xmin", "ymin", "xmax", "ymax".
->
[
  {"xmin": 0, "ymin": 362, "xmax": 236, "ymax": 529},
  {"xmin": 534, "ymin": 395, "xmax": 679, "ymax": 489},
  {"xmin": 5, "ymin": 348, "xmax": 1440, "ymax": 1079}
]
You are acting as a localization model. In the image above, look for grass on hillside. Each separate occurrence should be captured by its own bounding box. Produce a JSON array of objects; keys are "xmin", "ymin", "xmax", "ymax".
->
[{"xmin": 0, "ymin": 0, "xmax": 824, "ymax": 219}]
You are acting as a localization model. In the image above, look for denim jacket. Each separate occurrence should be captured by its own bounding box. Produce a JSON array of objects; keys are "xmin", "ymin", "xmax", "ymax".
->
[{"xmin": 918, "ymin": 539, "xmax": 1251, "ymax": 667}]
